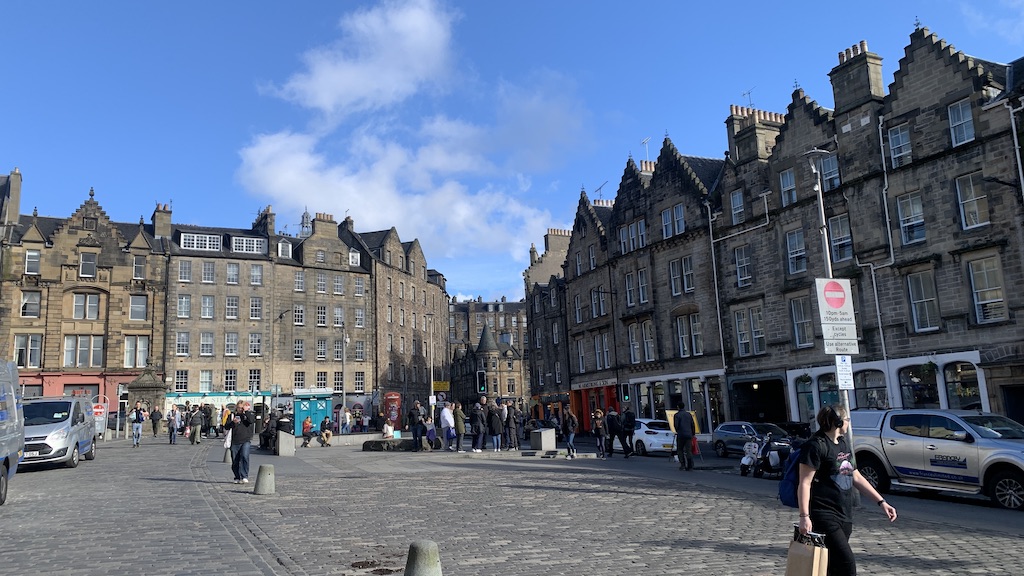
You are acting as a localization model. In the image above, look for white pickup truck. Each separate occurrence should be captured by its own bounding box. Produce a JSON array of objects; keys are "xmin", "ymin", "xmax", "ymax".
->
[{"xmin": 850, "ymin": 409, "xmax": 1024, "ymax": 511}]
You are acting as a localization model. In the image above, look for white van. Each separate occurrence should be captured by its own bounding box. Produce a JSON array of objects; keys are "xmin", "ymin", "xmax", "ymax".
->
[
  {"xmin": 0, "ymin": 362, "xmax": 25, "ymax": 505},
  {"xmin": 22, "ymin": 395, "xmax": 96, "ymax": 468}
]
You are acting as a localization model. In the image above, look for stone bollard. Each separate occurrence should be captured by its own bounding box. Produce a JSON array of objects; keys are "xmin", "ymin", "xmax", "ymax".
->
[
  {"xmin": 223, "ymin": 447, "xmax": 232, "ymax": 463},
  {"xmin": 253, "ymin": 464, "xmax": 275, "ymax": 495},
  {"xmin": 403, "ymin": 540, "xmax": 443, "ymax": 576}
]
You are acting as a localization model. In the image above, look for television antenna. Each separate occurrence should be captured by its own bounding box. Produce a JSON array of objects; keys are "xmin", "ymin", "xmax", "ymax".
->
[
  {"xmin": 594, "ymin": 180, "xmax": 608, "ymax": 200},
  {"xmin": 641, "ymin": 137, "xmax": 651, "ymax": 161},
  {"xmin": 741, "ymin": 87, "xmax": 755, "ymax": 107}
]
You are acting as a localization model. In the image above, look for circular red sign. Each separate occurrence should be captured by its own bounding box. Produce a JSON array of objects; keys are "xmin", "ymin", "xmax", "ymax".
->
[
  {"xmin": 823, "ymin": 281, "xmax": 846, "ymax": 308},
  {"xmin": 92, "ymin": 403, "xmax": 106, "ymax": 415}
]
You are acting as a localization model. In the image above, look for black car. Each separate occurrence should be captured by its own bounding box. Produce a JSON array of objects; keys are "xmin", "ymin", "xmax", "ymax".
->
[
  {"xmin": 711, "ymin": 421, "xmax": 791, "ymax": 457},
  {"xmin": 774, "ymin": 421, "xmax": 812, "ymax": 440}
]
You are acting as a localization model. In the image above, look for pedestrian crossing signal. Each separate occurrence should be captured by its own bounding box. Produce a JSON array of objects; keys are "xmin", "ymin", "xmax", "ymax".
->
[
  {"xmin": 476, "ymin": 370, "xmax": 487, "ymax": 393},
  {"xmin": 620, "ymin": 384, "xmax": 630, "ymax": 402}
]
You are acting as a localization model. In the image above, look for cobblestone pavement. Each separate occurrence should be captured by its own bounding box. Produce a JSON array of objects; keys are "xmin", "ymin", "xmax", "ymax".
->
[{"xmin": 2, "ymin": 435, "xmax": 1022, "ymax": 575}]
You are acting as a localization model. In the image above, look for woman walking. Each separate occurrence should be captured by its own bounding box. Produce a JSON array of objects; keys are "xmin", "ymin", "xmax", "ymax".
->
[
  {"xmin": 564, "ymin": 409, "xmax": 579, "ymax": 460},
  {"xmin": 592, "ymin": 408, "xmax": 607, "ymax": 460},
  {"xmin": 798, "ymin": 405, "xmax": 897, "ymax": 575}
]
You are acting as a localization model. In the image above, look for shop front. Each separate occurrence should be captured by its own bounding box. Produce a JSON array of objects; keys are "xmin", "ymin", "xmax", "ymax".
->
[
  {"xmin": 569, "ymin": 378, "xmax": 617, "ymax": 432},
  {"xmin": 628, "ymin": 372, "xmax": 724, "ymax": 439}
]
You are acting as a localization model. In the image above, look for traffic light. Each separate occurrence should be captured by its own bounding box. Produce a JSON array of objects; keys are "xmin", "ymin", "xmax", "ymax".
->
[
  {"xmin": 620, "ymin": 383, "xmax": 631, "ymax": 403},
  {"xmin": 476, "ymin": 370, "xmax": 487, "ymax": 393}
]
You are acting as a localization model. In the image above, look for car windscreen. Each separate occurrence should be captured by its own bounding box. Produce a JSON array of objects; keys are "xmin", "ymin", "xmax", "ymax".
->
[
  {"xmin": 752, "ymin": 423, "xmax": 789, "ymax": 437},
  {"xmin": 962, "ymin": 415, "xmax": 1024, "ymax": 440},
  {"xmin": 644, "ymin": 421, "xmax": 671, "ymax": 431},
  {"xmin": 24, "ymin": 401, "xmax": 72, "ymax": 425}
]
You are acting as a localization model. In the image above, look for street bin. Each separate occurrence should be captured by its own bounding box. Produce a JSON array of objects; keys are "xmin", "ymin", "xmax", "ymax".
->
[{"xmin": 530, "ymin": 428, "xmax": 555, "ymax": 451}]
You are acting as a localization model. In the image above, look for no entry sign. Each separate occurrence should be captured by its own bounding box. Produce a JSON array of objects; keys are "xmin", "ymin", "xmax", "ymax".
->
[{"xmin": 816, "ymin": 278, "xmax": 859, "ymax": 355}]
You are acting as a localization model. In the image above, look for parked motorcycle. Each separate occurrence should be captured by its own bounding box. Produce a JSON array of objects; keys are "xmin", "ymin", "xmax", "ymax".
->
[
  {"xmin": 739, "ymin": 438, "xmax": 760, "ymax": 476},
  {"xmin": 752, "ymin": 432, "xmax": 788, "ymax": 478}
]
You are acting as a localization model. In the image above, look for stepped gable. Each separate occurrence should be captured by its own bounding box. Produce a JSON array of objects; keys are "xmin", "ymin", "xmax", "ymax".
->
[
  {"xmin": 889, "ymin": 26, "xmax": 1007, "ymax": 104},
  {"xmin": 577, "ymin": 188, "xmax": 611, "ymax": 238},
  {"xmin": 46, "ymin": 187, "xmax": 131, "ymax": 248},
  {"xmin": 650, "ymin": 136, "xmax": 725, "ymax": 197},
  {"xmin": 774, "ymin": 88, "xmax": 834, "ymax": 153},
  {"xmin": 614, "ymin": 156, "xmax": 648, "ymax": 204}
]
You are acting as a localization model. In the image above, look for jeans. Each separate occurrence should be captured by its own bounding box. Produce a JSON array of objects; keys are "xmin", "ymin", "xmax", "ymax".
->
[
  {"xmin": 566, "ymin": 432, "xmax": 576, "ymax": 455},
  {"xmin": 491, "ymin": 435, "xmax": 501, "ymax": 450},
  {"xmin": 131, "ymin": 423, "xmax": 143, "ymax": 446},
  {"xmin": 168, "ymin": 425, "xmax": 177, "ymax": 444},
  {"xmin": 677, "ymin": 435, "xmax": 694, "ymax": 470},
  {"xmin": 596, "ymin": 436, "xmax": 606, "ymax": 458},
  {"xmin": 443, "ymin": 427, "xmax": 453, "ymax": 450},
  {"xmin": 411, "ymin": 424, "xmax": 424, "ymax": 450},
  {"xmin": 340, "ymin": 423, "xmax": 350, "ymax": 434},
  {"xmin": 230, "ymin": 442, "xmax": 251, "ymax": 481},
  {"xmin": 474, "ymin": 431, "xmax": 486, "ymax": 450}
]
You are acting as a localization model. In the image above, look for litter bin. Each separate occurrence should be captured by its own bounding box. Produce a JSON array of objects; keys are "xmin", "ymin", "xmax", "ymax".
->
[{"xmin": 530, "ymin": 428, "xmax": 555, "ymax": 451}]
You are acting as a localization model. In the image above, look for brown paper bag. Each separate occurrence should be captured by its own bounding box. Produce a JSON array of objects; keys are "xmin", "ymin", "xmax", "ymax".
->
[{"xmin": 785, "ymin": 528, "xmax": 828, "ymax": 576}]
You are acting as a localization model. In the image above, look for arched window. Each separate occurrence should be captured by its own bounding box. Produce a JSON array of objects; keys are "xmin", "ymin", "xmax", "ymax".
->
[
  {"xmin": 818, "ymin": 374, "xmax": 839, "ymax": 408},
  {"xmin": 943, "ymin": 362, "xmax": 981, "ymax": 410},
  {"xmin": 898, "ymin": 364, "xmax": 940, "ymax": 408},
  {"xmin": 854, "ymin": 370, "xmax": 888, "ymax": 409}
]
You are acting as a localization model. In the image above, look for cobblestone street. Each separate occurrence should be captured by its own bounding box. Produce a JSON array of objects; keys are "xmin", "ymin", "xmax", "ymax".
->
[{"xmin": 2, "ymin": 437, "xmax": 1021, "ymax": 575}]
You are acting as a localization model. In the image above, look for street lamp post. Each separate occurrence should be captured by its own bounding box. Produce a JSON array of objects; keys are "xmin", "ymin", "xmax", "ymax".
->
[
  {"xmin": 426, "ymin": 313, "xmax": 435, "ymax": 401},
  {"xmin": 340, "ymin": 322, "xmax": 350, "ymax": 420}
]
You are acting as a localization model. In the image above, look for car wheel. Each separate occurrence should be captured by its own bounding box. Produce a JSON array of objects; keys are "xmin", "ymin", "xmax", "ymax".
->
[
  {"xmin": 84, "ymin": 438, "xmax": 96, "ymax": 461},
  {"xmin": 66, "ymin": 445, "xmax": 80, "ymax": 469},
  {"xmin": 857, "ymin": 454, "xmax": 890, "ymax": 493},
  {"xmin": 989, "ymin": 470, "xmax": 1024, "ymax": 511},
  {"xmin": 714, "ymin": 441, "xmax": 728, "ymax": 458},
  {"xmin": 0, "ymin": 462, "xmax": 7, "ymax": 506},
  {"xmin": 634, "ymin": 440, "xmax": 648, "ymax": 457}
]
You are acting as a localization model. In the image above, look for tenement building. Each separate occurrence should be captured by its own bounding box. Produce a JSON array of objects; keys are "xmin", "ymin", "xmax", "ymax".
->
[
  {"xmin": 526, "ymin": 26, "xmax": 1024, "ymax": 430},
  {"xmin": 0, "ymin": 178, "xmax": 449, "ymax": 425},
  {"xmin": 448, "ymin": 296, "xmax": 528, "ymax": 407}
]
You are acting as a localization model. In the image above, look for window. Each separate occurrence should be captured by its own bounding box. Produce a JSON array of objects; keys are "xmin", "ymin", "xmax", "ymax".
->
[
  {"xmin": 628, "ymin": 324, "xmax": 640, "ymax": 364},
  {"xmin": 399, "ymin": 309, "xmax": 405, "ymax": 326},
  {"xmin": 780, "ymin": 169, "xmax": 796, "ymax": 206},
  {"xmin": 278, "ymin": 241, "xmax": 292, "ymax": 259},
  {"xmin": 642, "ymin": 320, "xmax": 655, "ymax": 361},
  {"xmin": 354, "ymin": 308, "xmax": 365, "ymax": 328},
  {"xmin": 590, "ymin": 290, "xmax": 599, "ymax": 318},
  {"xmin": 674, "ymin": 204, "xmax": 685, "ymax": 235},
  {"xmin": 625, "ymin": 272, "xmax": 636, "ymax": 306},
  {"xmin": 316, "ymin": 338, "xmax": 327, "ymax": 360},
  {"xmin": 294, "ymin": 339, "xmax": 304, "ymax": 361},
  {"xmin": 294, "ymin": 271, "xmax": 305, "ymax": 292},
  {"xmin": 333, "ymin": 306, "xmax": 344, "ymax": 327},
  {"xmin": 638, "ymin": 268, "xmax": 649, "ymax": 303},
  {"xmin": 819, "ymin": 154, "xmax": 840, "ymax": 192},
  {"xmin": 690, "ymin": 314, "xmax": 703, "ymax": 355},
  {"xmin": 316, "ymin": 372, "xmax": 328, "ymax": 389},
  {"xmin": 74, "ymin": 294, "xmax": 100, "ymax": 320},
  {"xmin": 662, "ymin": 208, "xmax": 672, "ymax": 239},
  {"xmin": 387, "ymin": 306, "xmax": 393, "ymax": 323},
  {"xmin": 575, "ymin": 252, "xmax": 581, "ymax": 275},
  {"xmin": 589, "ymin": 245, "xmax": 596, "ymax": 270},
  {"xmin": 249, "ymin": 297, "xmax": 262, "ymax": 320},
  {"xmin": 676, "ymin": 316, "xmax": 691, "ymax": 357},
  {"xmin": 315, "ymin": 250, "xmax": 325, "ymax": 263},
  {"xmin": 576, "ymin": 339, "xmax": 585, "ymax": 373},
  {"xmin": 177, "ymin": 295, "xmax": 191, "ymax": 318},
  {"xmin": 225, "ymin": 296, "xmax": 239, "ymax": 319},
  {"xmin": 249, "ymin": 369, "xmax": 261, "ymax": 392},
  {"xmin": 232, "ymin": 237, "xmax": 266, "ymax": 254},
  {"xmin": 25, "ymin": 249, "xmax": 40, "ymax": 275},
  {"xmin": 226, "ymin": 263, "xmax": 239, "ymax": 284},
  {"xmin": 662, "ymin": 259, "xmax": 680, "ymax": 296},
  {"xmin": 898, "ymin": 192, "xmax": 925, "ymax": 244},
  {"xmin": 333, "ymin": 275, "xmax": 345, "ymax": 295},
  {"xmin": 355, "ymin": 340, "xmax": 365, "ymax": 361},
  {"xmin": 200, "ymin": 295, "xmax": 214, "ymax": 319},
  {"xmin": 21, "ymin": 291, "xmax": 40, "ymax": 318},
  {"xmin": 829, "ymin": 214, "xmax": 853, "ymax": 262},
  {"xmin": 730, "ymin": 190, "xmax": 745, "ymax": 224},
  {"xmin": 682, "ymin": 256, "xmax": 694, "ymax": 292},
  {"xmin": 174, "ymin": 370, "xmax": 188, "ymax": 392},
  {"xmin": 735, "ymin": 309, "xmax": 750, "ymax": 356},
  {"xmin": 549, "ymin": 288, "xmax": 557, "ymax": 307},
  {"xmin": 349, "ymin": 248, "xmax": 361, "ymax": 266},
  {"xmin": 354, "ymin": 277, "xmax": 365, "ymax": 296},
  {"xmin": 133, "ymin": 256, "xmax": 146, "ymax": 279},
  {"xmin": 199, "ymin": 370, "xmax": 213, "ymax": 393},
  {"xmin": 178, "ymin": 260, "xmax": 192, "ymax": 282},
  {"xmin": 335, "ymin": 339, "xmax": 345, "ymax": 361},
  {"xmin": 786, "ymin": 230, "xmax": 807, "ymax": 274},
  {"xmin": 130, "ymin": 295, "xmax": 147, "ymax": 321},
  {"xmin": 176, "ymin": 332, "xmax": 190, "ymax": 355},
  {"xmin": 354, "ymin": 372, "xmax": 365, "ymax": 393},
  {"xmin": 535, "ymin": 328, "xmax": 542, "ymax": 349},
  {"xmin": 202, "ymin": 261, "xmax": 215, "ymax": 283},
  {"xmin": 791, "ymin": 296, "xmax": 813, "ymax": 348},
  {"xmin": 293, "ymin": 305, "xmax": 305, "ymax": 326},
  {"xmin": 333, "ymin": 372, "xmax": 344, "ymax": 392},
  {"xmin": 735, "ymin": 306, "xmax": 765, "ymax": 356},
  {"xmin": 124, "ymin": 335, "xmax": 148, "ymax": 367},
  {"xmin": 83, "ymin": 217, "xmax": 96, "ymax": 230},
  {"xmin": 181, "ymin": 233, "xmax": 222, "ymax": 251},
  {"xmin": 735, "ymin": 245, "xmax": 752, "ymax": 287},
  {"xmin": 593, "ymin": 336, "xmax": 604, "ymax": 370},
  {"xmin": 80, "ymin": 253, "xmax": 97, "ymax": 278},
  {"xmin": 889, "ymin": 124, "xmax": 912, "ymax": 167},
  {"xmin": 907, "ymin": 270, "xmax": 939, "ymax": 332},
  {"xmin": 249, "ymin": 333, "xmax": 262, "ymax": 356},
  {"xmin": 619, "ymin": 220, "xmax": 647, "ymax": 253},
  {"xmin": 15, "ymin": 334, "xmax": 42, "ymax": 368},
  {"xmin": 316, "ymin": 272, "xmax": 327, "ymax": 293},
  {"xmin": 575, "ymin": 295, "xmax": 583, "ymax": 324},
  {"xmin": 224, "ymin": 369, "xmax": 237, "ymax": 391},
  {"xmin": 200, "ymin": 332, "xmax": 214, "ymax": 356},
  {"xmin": 599, "ymin": 332, "xmax": 610, "ymax": 368},
  {"xmin": 956, "ymin": 173, "xmax": 988, "ymax": 229},
  {"xmin": 224, "ymin": 333, "xmax": 238, "ymax": 356},
  {"xmin": 949, "ymin": 99, "xmax": 975, "ymax": 146},
  {"xmin": 552, "ymin": 322, "xmax": 559, "ymax": 345},
  {"xmin": 63, "ymin": 335, "xmax": 103, "ymax": 367},
  {"xmin": 969, "ymin": 256, "xmax": 1005, "ymax": 323},
  {"xmin": 316, "ymin": 305, "xmax": 327, "ymax": 327}
]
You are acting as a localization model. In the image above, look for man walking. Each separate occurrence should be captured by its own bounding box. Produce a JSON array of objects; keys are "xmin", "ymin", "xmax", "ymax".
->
[
  {"xmin": 620, "ymin": 406, "xmax": 636, "ymax": 458},
  {"xmin": 166, "ymin": 406, "xmax": 181, "ymax": 445},
  {"xmin": 150, "ymin": 406, "xmax": 162, "ymax": 438},
  {"xmin": 471, "ymin": 400, "xmax": 487, "ymax": 453},
  {"xmin": 128, "ymin": 401, "xmax": 148, "ymax": 448},
  {"xmin": 605, "ymin": 408, "xmax": 621, "ymax": 457},
  {"xmin": 225, "ymin": 400, "xmax": 255, "ymax": 483},
  {"xmin": 406, "ymin": 401, "xmax": 425, "ymax": 452},
  {"xmin": 674, "ymin": 409, "xmax": 696, "ymax": 471},
  {"xmin": 504, "ymin": 400, "xmax": 519, "ymax": 450}
]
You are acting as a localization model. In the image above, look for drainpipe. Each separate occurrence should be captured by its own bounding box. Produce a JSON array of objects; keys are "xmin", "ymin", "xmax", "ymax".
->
[
  {"xmin": 855, "ymin": 114, "xmax": 896, "ymax": 406},
  {"xmin": 1004, "ymin": 98, "xmax": 1024, "ymax": 206}
]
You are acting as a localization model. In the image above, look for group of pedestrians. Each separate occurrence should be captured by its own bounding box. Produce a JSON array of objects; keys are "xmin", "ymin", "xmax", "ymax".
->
[
  {"xmin": 588, "ymin": 406, "xmax": 638, "ymax": 460},
  {"xmin": 463, "ymin": 396, "xmax": 523, "ymax": 453}
]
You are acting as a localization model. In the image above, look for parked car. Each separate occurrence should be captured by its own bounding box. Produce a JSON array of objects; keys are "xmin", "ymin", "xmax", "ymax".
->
[
  {"xmin": 524, "ymin": 419, "xmax": 563, "ymax": 441},
  {"xmin": 22, "ymin": 396, "xmax": 97, "ymax": 468},
  {"xmin": 851, "ymin": 408, "xmax": 1024, "ymax": 510},
  {"xmin": 775, "ymin": 421, "xmax": 812, "ymax": 440},
  {"xmin": 711, "ymin": 421, "xmax": 791, "ymax": 458},
  {"xmin": 0, "ymin": 362, "xmax": 24, "ymax": 505},
  {"xmin": 632, "ymin": 418, "xmax": 675, "ymax": 456}
]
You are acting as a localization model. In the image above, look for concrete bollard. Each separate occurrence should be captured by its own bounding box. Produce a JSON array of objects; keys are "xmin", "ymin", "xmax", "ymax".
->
[
  {"xmin": 223, "ymin": 447, "xmax": 232, "ymax": 463},
  {"xmin": 253, "ymin": 464, "xmax": 275, "ymax": 495},
  {"xmin": 403, "ymin": 540, "xmax": 443, "ymax": 576}
]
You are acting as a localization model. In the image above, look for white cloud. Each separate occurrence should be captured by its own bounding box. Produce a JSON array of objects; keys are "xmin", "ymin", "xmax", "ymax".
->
[{"xmin": 961, "ymin": 0, "xmax": 1024, "ymax": 47}]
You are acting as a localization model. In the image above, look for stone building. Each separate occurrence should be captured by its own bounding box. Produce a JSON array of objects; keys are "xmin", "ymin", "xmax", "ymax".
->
[
  {"xmin": 526, "ymin": 27, "xmax": 1024, "ymax": 429},
  {"xmin": 0, "ymin": 179, "xmax": 448, "ymax": 423},
  {"xmin": 449, "ymin": 323, "xmax": 526, "ymax": 410},
  {"xmin": 448, "ymin": 297, "xmax": 528, "ymax": 407}
]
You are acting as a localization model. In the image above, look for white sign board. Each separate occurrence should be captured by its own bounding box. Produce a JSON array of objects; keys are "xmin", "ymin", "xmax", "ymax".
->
[
  {"xmin": 835, "ymin": 355, "xmax": 854, "ymax": 390},
  {"xmin": 816, "ymin": 278, "xmax": 859, "ymax": 355}
]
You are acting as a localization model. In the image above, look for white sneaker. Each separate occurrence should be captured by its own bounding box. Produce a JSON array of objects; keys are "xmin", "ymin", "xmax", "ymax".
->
[
  {"xmin": 457, "ymin": 450, "xmax": 466, "ymax": 453},
  {"xmin": 472, "ymin": 449, "xmax": 481, "ymax": 453},
  {"xmin": 241, "ymin": 478, "xmax": 249, "ymax": 484}
]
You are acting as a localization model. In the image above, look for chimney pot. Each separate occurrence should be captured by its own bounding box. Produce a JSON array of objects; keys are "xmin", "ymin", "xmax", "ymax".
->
[{"xmin": 859, "ymin": 40, "xmax": 868, "ymax": 53}]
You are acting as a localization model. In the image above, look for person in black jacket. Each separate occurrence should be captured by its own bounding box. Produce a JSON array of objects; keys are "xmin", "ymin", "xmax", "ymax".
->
[
  {"xmin": 486, "ymin": 401, "xmax": 504, "ymax": 452},
  {"xmin": 470, "ymin": 402, "xmax": 487, "ymax": 453},
  {"xmin": 225, "ymin": 401, "xmax": 256, "ymax": 484},
  {"xmin": 620, "ymin": 406, "xmax": 636, "ymax": 459},
  {"xmin": 406, "ymin": 401, "xmax": 424, "ymax": 452},
  {"xmin": 605, "ymin": 409, "xmax": 622, "ymax": 457}
]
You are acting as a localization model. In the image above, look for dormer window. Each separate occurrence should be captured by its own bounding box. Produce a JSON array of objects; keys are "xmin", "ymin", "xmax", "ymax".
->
[
  {"xmin": 349, "ymin": 248, "xmax": 361, "ymax": 266},
  {"xmin": 278, "ymin": 241, "xmax": 292, "ymax": 259},
  {"xmin": 80, "ymin": 253, "xmax": 97, "ymax": 278},
  {"xmin": 231, "ymin": 237, "xmax": 266, "ymax": 254},
  {"xmin": 25, "ymin": 250, "xmax": 40, "ymax": 275},
  {"xmin": 181, "ymin": 233, "xmax": 222, "ymax": 251},
  {"xmin": 316, "ymin": 250, "xmax": 326, "ymax": 263}
]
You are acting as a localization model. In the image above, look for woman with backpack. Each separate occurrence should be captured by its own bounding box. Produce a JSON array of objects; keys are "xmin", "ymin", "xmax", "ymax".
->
[{"xmin": 797, "ymin": 405, "xmax": 898, "ymax": 575}]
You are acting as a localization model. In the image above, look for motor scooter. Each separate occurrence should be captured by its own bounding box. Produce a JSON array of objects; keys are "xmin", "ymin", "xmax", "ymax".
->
[
  {"xmin": 739, "ymin": 438, "xmax": 760, "ymax": 476},
  {"xmin": 752, "ymin": 431, "xmax": 786, "ymax": 478}
]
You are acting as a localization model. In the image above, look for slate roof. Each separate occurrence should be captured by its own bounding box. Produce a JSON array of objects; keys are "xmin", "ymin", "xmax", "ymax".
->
[{"xmin": 682, "ymin": 155, "xmax": 727, "ymax": 191}]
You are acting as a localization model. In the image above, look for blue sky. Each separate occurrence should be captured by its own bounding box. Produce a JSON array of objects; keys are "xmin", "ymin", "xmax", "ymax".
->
[{"xmin": 2, "ymin": 1, "xmax": 1022, "ymax": 302}]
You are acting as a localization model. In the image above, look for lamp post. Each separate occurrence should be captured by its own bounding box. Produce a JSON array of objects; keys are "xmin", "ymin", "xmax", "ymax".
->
[
  {"xmin": 425, "ymin": 313, "xmax": 435, "ymax": 402},
  {"xmin": 340, "ymin": 321, "xmax": 350, "ymax": 416}
]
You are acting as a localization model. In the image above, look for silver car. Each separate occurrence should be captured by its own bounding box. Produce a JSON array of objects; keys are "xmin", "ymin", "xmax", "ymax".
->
[{"xmin": 22, "ymin": 396, "xmax": 97, "ymax": 468}]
